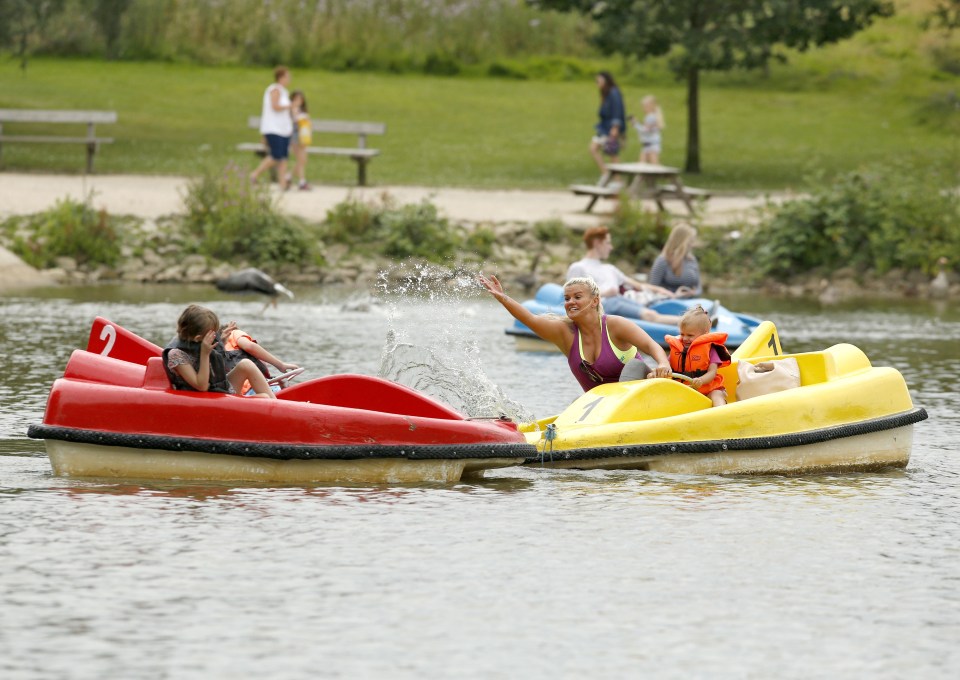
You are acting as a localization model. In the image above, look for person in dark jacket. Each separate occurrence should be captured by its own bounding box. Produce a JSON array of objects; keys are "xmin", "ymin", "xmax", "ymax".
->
[{"xmin": 589, "ymin": 71, "xmax": 626, "ymax": 174}]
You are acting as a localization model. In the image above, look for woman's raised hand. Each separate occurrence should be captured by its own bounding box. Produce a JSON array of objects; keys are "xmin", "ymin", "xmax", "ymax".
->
[{"xmin": 477, "ymin": 273, "xmax": 506, "ymax": 300}]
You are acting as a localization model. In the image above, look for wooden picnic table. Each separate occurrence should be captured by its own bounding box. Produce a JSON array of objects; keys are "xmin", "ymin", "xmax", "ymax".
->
[{"xmin": 571, "ymin": 162, "xmax": 710, "ymax": 214}]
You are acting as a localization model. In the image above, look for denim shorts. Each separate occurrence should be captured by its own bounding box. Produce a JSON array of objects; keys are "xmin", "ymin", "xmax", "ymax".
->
[{"xmin": 264, "ymin": 133, "xmax": 290, "ymax": 160}]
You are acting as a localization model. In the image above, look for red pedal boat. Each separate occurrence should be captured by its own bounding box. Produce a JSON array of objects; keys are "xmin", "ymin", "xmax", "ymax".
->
[{"xmin": 27, "ymin": 317, "xmax": 533, "ymax": 484}]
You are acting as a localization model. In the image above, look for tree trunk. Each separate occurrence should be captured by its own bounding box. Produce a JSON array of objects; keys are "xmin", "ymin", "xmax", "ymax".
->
[{"xmin": 685, "ymin": 67, "xmax": 700, "ymax": 174}]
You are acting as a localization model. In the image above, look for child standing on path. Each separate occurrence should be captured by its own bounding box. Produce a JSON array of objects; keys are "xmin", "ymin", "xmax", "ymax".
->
[
  {"xmin": 289, "ymin": 90, "xmax": 312, "ymax": 191},
  {"xmin": 631, "ymin": 94, "xmax": 665, "ymax": 165},
  {"xmin": 665, "ymin": 306, "xmax": 731, "ymax": 407}
]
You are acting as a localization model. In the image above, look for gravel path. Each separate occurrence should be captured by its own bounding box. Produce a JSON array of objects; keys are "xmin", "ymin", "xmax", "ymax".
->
[{"xmin": 0, "ymin": 172, "xmax": 776, "ymax": 226}]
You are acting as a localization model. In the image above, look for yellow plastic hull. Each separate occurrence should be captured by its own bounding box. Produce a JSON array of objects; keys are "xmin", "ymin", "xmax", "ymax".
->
[{"xmin": 521, "ymin": 325, "xmax": 925, "ymax": 475}]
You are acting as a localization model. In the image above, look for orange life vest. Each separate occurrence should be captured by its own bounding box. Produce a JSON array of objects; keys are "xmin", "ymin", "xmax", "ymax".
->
[{"xmin": 665, "ymin": 331, "xmax": 731, "ymax": 395}]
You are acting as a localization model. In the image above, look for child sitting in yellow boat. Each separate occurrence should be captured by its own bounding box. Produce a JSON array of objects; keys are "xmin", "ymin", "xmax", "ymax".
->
[{"xmin": 665, "ymin": 305, "xmax": 731, "ymax": 407}]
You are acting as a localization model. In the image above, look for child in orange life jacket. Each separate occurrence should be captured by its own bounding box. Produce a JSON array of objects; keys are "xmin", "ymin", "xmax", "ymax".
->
[
  {"xmin": 665, "ymin": 305, "xmax": 732, "ymax": 407},
  {"xmin": 219, "ymin": 321, "xmax": 299, "ymax": 394}
]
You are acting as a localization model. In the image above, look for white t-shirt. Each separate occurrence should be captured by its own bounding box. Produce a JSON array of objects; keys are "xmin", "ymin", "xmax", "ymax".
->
[
  {"xmin": 566, "ymin": 258, "xmax": 625, "ymax": 297},
  {"xmin": 259, "ymin": 83, "xmax": 293, "ymax": 136}
]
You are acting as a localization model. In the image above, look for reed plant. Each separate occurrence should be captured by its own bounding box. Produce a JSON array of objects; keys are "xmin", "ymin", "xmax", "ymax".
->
[{"xmin": 36, "ymin": 0, "xmax": 594, "ymax": 71}]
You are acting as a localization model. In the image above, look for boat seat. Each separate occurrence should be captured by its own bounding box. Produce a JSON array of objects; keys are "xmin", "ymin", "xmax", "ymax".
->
[{"xmin": 142, "ymin": 356, "xmax": 172, "ymax": 390}]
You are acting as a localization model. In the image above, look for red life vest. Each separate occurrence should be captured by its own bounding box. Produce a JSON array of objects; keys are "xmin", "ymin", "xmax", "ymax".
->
[{"xmin": 665, "ymin": 331, "xmax": 731, "ymax": 395}]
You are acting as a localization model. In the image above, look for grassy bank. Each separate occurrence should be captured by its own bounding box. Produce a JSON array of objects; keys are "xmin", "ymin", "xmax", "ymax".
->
[{"xmin": 0, "ymin": 34, "xmax": 957, "ymax": 191}]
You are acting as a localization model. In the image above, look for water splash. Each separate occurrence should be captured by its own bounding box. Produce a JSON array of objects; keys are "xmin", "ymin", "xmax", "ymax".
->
[{"xmin": 375, "ymin": 263, "xmax": 534, "ymax": 422}]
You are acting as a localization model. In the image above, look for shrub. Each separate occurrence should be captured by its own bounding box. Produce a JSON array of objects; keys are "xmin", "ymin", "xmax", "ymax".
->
[
  {"xmin": 464, "ymin": 225, "xmax": 496, "ymax": 260},
  {"xmin": 182, "ymin": 162, "xmax": 319, "ymax": 267},
  {"xmin": 1, "ymin": 194, "xmax": 121, "ymax": 269},
  {"xmin": 532, "ymin": 218, "xmax": 574, "ymax": 245},
  {"xmin": 422, "ymin": 52, "xmax": 461, "ymax": 76},
  {"xmin": 380, "ymin": 200, "xmax": 458, "ymax": 261},
  {"xmin": 323, "ymin": 195, "xmax": 380, "ymax": 243},
  {"xmin": 322, "ymin": 194, "xmax": 461, "ymax": 263},
  {"xmin": 736, "ymin": 164, "xmax": 960, "ymax": 280},
  {"xmin": 609, "ymin": 198, "xmax": 668, "ymax": 270}
]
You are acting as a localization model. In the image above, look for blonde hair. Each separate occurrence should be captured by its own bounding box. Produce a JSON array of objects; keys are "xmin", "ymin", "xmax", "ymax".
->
[
  {"xmin": 679, "ymin": 305, "xmax": 711, "ymax": 333},
  {"xmin": 562, "ymin": 277, "xmax": 605, "ymax": 322},
  {"xmin": 642, "ymin": 95, "xmax": 665, "ymax": 129},
  {"xmin": 662, "ymin": 224, "xmax": 697, "ymax": 276}
]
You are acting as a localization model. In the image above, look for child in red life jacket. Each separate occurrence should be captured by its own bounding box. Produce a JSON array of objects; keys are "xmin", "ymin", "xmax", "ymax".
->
[{"xmin": 665, "ymin": 305, "xmax": 732, "ymax": 407}]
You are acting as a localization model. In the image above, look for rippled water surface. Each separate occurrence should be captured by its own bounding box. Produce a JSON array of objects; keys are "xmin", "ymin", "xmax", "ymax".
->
[{"xmin": 2, "ymin": 285, "xmax": 959, "ymax": 679}]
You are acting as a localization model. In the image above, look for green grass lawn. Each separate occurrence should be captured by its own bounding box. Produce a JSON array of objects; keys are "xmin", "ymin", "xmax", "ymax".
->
[{"xmin": 0, "ymin": 47, "xmax": 957, "ymax": 192}]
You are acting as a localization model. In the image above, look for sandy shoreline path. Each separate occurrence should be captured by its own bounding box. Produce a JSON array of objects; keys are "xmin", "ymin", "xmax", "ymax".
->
[{"xmin": 0, "ymin": 172, "xmax": 771, "ymax": 227}]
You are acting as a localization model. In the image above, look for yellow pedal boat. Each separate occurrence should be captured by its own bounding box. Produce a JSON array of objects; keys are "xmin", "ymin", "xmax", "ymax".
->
[{"xmin": 520, "ymin": 322, "xmax": 927, "ymax": 475}]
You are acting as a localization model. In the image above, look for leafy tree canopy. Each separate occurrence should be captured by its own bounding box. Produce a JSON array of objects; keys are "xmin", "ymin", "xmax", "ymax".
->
[{"xmin": 532, "ymin": 1, "xmax": 895, "ymax": 172}]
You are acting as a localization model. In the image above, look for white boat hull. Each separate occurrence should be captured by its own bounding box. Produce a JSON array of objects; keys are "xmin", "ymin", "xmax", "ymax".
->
[
  {"xmin": 46, "ymin": 441, "xmax": 524, "ymax": 484},
  {"xmin": 530, "ymin": 425, "xmax": 915, "ymax": 475}
]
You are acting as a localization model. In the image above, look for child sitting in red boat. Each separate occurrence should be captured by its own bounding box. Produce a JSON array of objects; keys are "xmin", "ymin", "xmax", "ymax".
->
[
  {"xmin": 219, "ymin": 320, "xmax": 300, "ymax": 394},
  {"xmin": 163, "ymin": 304, "xmax": 276, "ymax": 398},
  {"xmin": 665, "ymin": 305, "xmax": 731, "ymax": 407}
]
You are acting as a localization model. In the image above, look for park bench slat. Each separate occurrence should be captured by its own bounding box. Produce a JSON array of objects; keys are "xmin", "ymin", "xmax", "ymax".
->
[
  {"xmin": 0, "ymin": 109, "xmax": 118, "ymax": 124},
  {"xmin": 237, "ymin": 142, "xmax": 379, "ymax": 159},
  {"xmin": 246, "ymin": 117, "xmax": 385, "ymax": 136},
  {"xmin": 0, "ymin": 109, "xmax": 117, "ymax": 172},
  {"xmin": 570, "ymin": 184, "xmax": 621, "ymax": 198},
  {"xmin": 0, "ymin": 135, "xmax": 113, "ymax": 144},
  {"xmin": 657, "ymin": 183, "xmax": 712, "ymax": 198}
]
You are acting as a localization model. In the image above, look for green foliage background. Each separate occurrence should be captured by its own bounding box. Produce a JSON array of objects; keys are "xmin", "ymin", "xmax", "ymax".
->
[{"xmin": 0, "ymin": 1, "xmax": 956, "ymax": 190}]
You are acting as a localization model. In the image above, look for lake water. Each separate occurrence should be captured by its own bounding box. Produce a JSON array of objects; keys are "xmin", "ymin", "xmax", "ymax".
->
[{"xmin": 2, "ymin": 281, "xmax": 959, "ymax": 679}]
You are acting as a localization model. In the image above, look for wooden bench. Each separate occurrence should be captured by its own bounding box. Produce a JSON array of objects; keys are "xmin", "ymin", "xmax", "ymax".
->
[
  {"xmin": 654, "ymin": 184, "xmax": 712, "ymax": 212},
  {"xmin": 571, "ymin": 176, "xmax": 711, "ymax": 214},
  {"xmin": 0, "ymin": 109, "xmax": 117, "ymax": 173},
  {"xmin": 239, "ymin": 117, "xmax": 385, "ymax": 186},
  {"xmin": 570, "ymin": 183, "xmax": 624, "ymax": 212}
]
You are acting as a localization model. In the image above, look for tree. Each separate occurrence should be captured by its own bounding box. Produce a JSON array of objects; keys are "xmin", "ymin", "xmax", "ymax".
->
[
  {"xmin": 0, "ymin": 0, "xmax": 66, "ymax": 70},
  {"xmin": 532, "ymin": 1, "xmax": 894, "ymax": 173},
  {"xmin": 86, "ymin": 0, "xmax": 133, "ymax": 60},
  {"xmin": 930, "ymin": 1, "xmax": 960, "ymax": 31}
]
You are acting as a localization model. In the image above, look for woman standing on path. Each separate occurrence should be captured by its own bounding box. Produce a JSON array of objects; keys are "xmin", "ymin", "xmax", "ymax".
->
[
  {"xmin": 478, "ymin": 274, "xmax": 671, "ymax": 392},
  {"xmin": 589, "ymin": 71, "xmax": 626, "ymax": 175},
  {"xmin": 249, "ymin": 66, "xmax": 293, "ymax": 191}
]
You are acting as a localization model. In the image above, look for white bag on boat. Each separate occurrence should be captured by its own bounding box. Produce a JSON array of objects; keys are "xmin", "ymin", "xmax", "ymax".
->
[{"xmin": 736, "ymin": 357, "xmax": 801, "ymax": 401}]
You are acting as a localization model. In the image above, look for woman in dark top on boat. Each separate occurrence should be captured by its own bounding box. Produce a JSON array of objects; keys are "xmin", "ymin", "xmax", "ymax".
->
[{"xmin": 478, "ymin": 274, "xmax": 671, "ymax": 391}]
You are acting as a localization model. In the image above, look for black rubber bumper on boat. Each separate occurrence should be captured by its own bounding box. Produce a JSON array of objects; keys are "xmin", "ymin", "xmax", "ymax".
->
[
  {"xmin": 26, "ymin": 425, "xmax": 538, "ymax": 461},
  {"xmin": 526, "ymin": 408, "xmax": 929, "ymax": 462}
]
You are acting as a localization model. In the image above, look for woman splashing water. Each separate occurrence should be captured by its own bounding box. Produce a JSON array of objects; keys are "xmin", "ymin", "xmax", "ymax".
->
[{"xmin": 478, "ymin": 274, "xmax": 671, "ymax": 392}]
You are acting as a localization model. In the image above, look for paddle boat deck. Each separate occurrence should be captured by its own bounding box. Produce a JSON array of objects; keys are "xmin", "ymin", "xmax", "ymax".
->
[
  {"xmin": 519, "ymin": 322, "xmax": 927, "ymax": 475},
  {"xmin": 28, "ymin": 318, "xmax": 534, "ymax": 484}
]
